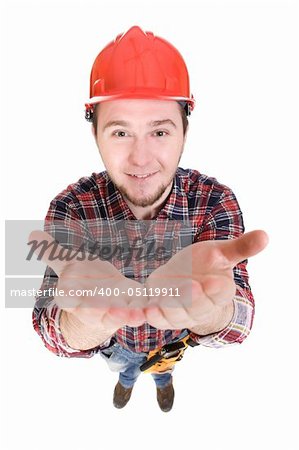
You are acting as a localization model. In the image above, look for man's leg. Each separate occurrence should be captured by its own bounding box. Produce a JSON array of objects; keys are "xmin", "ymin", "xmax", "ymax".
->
[
  {"xmin": 99, "ymin": 344, "xmax": 140, "ymax": 408},
  {"xmin": 151, "ymin": 370, "xmax": 173, "ymax": 388},
  {"xmin": 103, "ymin": 346, "xmax": 147, "ymax": 409},
  {"xmin": 113, "ymin": 365, "xmax": 137, "ymax": 409},
  {"xmin": 151, "ymin": 370, "xmax": 175, "ymax": 412},
  {"xmin": 118, "ymin": 360, "xmax": 143, "ymax": 388}
]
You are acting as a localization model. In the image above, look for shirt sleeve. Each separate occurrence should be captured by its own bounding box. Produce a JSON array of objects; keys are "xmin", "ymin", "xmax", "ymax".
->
[
  {"xmin": 188, "ymin": 186, "xmax": 255, "ymax": 348},
  {"xmin": 32, "ymin": 198, "xmax": 112, "ymax": 358}
]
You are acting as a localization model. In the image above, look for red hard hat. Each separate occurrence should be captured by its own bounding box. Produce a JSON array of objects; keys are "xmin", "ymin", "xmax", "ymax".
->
[{"xmin": 85, "ymin": 25, "xmax": 195, "ymax": 119}]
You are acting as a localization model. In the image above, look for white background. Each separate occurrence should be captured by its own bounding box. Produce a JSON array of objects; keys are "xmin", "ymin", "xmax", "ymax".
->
[{"xmin": 1, "ymin": 0, "xmax": 299, "ymax": 449}]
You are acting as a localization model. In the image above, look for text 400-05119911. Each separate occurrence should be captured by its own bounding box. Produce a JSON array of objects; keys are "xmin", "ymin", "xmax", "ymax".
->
[{"xmin": 99, "ymin": 287, "xmax": 181, "ymax": 297}]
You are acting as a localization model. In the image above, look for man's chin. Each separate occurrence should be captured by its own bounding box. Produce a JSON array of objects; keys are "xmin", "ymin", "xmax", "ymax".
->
[
  {"xmin": 119, "ymin": 184, "xmax": 170, "ymax": 208},
  {"xmin": 122, "ymin": 191, "xmax": 164, "ymax": 208}
]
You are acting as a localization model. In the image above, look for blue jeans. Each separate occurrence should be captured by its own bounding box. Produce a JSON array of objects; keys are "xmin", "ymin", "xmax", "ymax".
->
[{"xmin": 99, "ymin": 341, "xmax": 176, "ymax": 389}]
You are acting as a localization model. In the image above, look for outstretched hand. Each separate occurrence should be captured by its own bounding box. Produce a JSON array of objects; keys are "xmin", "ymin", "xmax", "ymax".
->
[
  {"xmin": 28, "ymin": 230, "xmax": 147, "ymax": 332},
  {"xmin": 144, "ymin": 230, "xmax": 269, "ymax": 332}
]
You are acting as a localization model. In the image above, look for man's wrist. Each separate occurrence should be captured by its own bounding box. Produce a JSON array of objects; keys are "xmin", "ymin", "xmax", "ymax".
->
[
  {"xmin": 189, "ymin": 300, "xmax": 235, "ymax": 336},
  {"xmin": 59, "ymin": 310, "xmax": 116, "ymax": 351}
]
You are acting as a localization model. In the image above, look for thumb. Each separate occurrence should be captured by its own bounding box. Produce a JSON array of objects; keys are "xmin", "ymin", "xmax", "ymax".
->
[
  {"xmin": 27, "ymin": 230, "xmax": 70, "ymax": 276},
  {"xmin": 219, "ymin": 229, "xmax": 269, "ymax": 268}
]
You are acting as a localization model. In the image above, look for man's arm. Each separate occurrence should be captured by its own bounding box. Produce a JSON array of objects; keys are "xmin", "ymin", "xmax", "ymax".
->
[
  {"xmin": 188, "ymin": 187, "xmax": 256, "ymax": 347},
  {"xmin": 32, "ymin": 266, "xmax": 114, "ymax": 357},
  {"xmin": 144, "ymin": 186, "xmax": 264, "ymax": 348},
  {"xmin": 188, "ymin": 284, "xmax": 255, "ymax": 348},
  {"xmin": 59, "ymin": 310, "xmax": 115, "ymax": 351},
  {"xmin": 189, "ymin": 300, "xmax": 234, "ymax": 336},
  {"xmin": 32, "ymin": 197, "xmax": 115, "ymax": 357},
  {"xmin": 32, "ymin": 267, "xmax": 109, "ymax": 358},
  {"xmin": 31, "ymin": 196, "xmax": 150, "ymax": 357}
]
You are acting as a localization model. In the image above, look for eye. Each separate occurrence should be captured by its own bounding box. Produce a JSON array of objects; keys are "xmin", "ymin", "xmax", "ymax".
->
[
  {"xmin": 153, "ymin": 130, "xmax": 169, "ymax": 137},
  {"xmin": 112, "ymin": 130, "xmax": 129, "ymax": 138}
]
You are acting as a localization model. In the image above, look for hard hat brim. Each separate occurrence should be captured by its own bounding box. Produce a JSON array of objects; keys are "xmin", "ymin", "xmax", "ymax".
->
[{"xmin": 85, "ymin": 93, "xmax": 195, "ymax": 111}]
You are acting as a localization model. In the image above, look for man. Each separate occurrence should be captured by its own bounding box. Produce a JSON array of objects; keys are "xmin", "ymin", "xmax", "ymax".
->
[{"xmin": 31, "ymin": 25, "xmax": 268, "ymax": 412}]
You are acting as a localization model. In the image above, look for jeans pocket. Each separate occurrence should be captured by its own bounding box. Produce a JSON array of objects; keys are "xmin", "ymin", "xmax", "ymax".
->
[
  {"xmin": 99, "ymin": 343, "xmax": 116, "ymax": 361},
  {"xmin": 100, "ymin": 345, "xmax": 128, "ymax": 373},
  {"xmin": 100, "ymin": 349, "xmax": 113, "ymax": 359}
]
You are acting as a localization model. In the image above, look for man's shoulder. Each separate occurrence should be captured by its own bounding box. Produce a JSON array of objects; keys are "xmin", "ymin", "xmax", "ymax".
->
[
  {"xmin": 50, "ymin": 171, "xmax": 108, "ymax": 205},
  {"xmin": 176, "ymin": 167, "xmax": 233, "ymax": 197}
]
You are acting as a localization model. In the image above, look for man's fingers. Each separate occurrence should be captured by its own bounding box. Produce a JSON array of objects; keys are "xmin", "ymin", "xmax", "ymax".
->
[
  {"xmin": 27, "ymin": 230, "xmax": 70, "ymax": 276},
  {"xmin": 220, "ymin": 229, "xmax": 269, "ymax": 268}
]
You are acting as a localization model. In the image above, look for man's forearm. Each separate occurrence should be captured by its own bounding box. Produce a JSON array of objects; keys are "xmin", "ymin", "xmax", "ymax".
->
[
  {"xmin": 60, "ymin": 310, "xmax": 116, "ymax": 351},
  {"xmin": 189, "ymin": 300, "xmax": 234, "ymax": 336}
]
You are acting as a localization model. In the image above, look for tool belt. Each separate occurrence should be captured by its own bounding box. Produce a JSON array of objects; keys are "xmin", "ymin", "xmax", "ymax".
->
[{"xmin": 140, "ymin": 334, "xmax": 199, "ymax": 374}]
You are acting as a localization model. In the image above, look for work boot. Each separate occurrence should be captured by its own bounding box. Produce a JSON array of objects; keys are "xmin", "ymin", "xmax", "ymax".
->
[
  {"xmin": 113, "ymin": 381, "xmax": 133, "ymax": 409},
  {"xmin": 156, "ymin": 378, "xmax": 175, "ymax": 412}
]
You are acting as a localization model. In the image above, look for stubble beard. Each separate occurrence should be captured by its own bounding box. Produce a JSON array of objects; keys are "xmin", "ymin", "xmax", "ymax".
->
[{"xmin": 108, "ymin": 173, "xmax": 175, "ymax": 207}]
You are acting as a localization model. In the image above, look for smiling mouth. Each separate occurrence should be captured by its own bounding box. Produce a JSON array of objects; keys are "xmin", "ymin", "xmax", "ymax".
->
[{"xmin": 126, "ymin": 172, "xmax": 158, "ymax": 179}]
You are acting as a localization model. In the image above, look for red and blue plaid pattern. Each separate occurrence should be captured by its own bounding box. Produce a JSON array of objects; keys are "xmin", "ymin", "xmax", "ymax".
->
[{"xmin": 33, "ymin": 167, "xmax": 255, "ymax": 356}]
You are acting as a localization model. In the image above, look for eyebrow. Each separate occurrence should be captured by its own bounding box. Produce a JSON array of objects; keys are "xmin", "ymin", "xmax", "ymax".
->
[
  {"xmin": 150, "ymin": 119, "xmax": 177, "ymax": 128},
  {"xmin": 102, "ymin": 119, "xmax": 177, "ymax": 131}
]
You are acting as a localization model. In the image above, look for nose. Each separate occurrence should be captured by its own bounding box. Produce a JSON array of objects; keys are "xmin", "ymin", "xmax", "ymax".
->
[{"xmin": 128, "ymin": 137, "xmax": 153, "ymax": 167}]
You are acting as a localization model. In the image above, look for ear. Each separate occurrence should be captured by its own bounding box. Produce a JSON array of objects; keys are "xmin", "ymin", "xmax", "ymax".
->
[
  {"xmin": 91, "ymin": 125, "xmax": 100, "ymax": 148},
  {"xmin": 183, "ymin": 123, "xmax": 189, "ymax": 145},
  {"xmin": 91, "ymin": 124, "xmax": 96, "ymax": 139}
]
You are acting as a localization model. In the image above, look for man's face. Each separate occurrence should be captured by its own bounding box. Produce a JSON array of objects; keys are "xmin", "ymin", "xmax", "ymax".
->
[{"xmin": 93, "ymin": 99, "xmax": 187, "ymax": 208}]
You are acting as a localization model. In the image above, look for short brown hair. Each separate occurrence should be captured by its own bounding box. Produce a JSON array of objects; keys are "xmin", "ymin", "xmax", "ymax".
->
[{"xmin": 92, "ymin": 101, "xmax": 189, "ymax": 136}]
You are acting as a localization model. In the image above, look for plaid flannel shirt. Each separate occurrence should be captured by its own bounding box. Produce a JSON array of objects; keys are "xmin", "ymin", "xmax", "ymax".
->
[{"xmin": 32, "ymin": 167, "xmax": 255, "ymax": 357}]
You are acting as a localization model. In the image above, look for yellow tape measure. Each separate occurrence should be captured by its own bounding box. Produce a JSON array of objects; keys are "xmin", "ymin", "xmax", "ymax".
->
[{"xmin": 141, "ymin": 335, "xmax": 190, "ymax": 374}]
